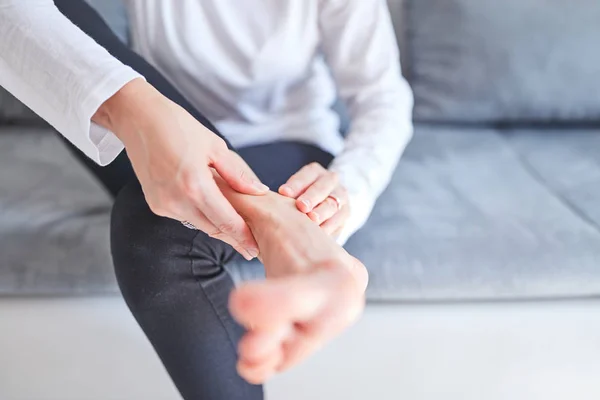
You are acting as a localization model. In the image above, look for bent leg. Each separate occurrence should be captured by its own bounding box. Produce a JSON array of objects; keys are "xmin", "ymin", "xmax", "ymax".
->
[
  {"xmin": 112, "ymin": 141, "xmax": 366, "ymax": 390},
  {"xmin": 55, "ymin": 0, "xmax": 364, "ymax": 394},
  {"xmin": 111, "ymin": 180, "xmax": 263, "ymax": 400}
]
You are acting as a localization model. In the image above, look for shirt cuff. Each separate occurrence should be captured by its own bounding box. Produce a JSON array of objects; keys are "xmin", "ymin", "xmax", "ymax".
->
[
  {"xmin": 80, "ymin": 67, "xmax": 144, "ymax": 166},
  {"xmin": 329, "ymin": 162, "xmax": 379, "ymax": 245},
  {"xmin": 335, "ymin": 188, "xmax": 376, "ymax": 245}
]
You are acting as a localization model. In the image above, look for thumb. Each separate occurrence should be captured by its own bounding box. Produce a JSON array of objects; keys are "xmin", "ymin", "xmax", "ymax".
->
[{"xmin": 212, "ymin": 150, "xmax": 269, "ymax": 195}]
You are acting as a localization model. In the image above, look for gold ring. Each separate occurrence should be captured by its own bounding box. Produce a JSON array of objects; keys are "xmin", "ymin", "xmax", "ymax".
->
[{"xmin": 328, "ymin": 194, "xmax": 343, "ymax": 211}]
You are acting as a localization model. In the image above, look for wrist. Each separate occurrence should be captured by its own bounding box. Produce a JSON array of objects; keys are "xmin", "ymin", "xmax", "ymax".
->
[{"xmin": 92, "ymin": 78, "xmax": 158, "ymax": 144}]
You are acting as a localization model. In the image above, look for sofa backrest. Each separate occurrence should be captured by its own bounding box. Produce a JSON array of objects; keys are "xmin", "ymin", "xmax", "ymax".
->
[{"xmin": 403, "ymin": 0, "xmax": 600, "ymax": 125}]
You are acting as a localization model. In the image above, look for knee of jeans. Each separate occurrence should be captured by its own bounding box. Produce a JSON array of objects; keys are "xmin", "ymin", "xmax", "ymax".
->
[{"xmin": 110, "ymin": 181, "xmax": 230, "ymax": 311}]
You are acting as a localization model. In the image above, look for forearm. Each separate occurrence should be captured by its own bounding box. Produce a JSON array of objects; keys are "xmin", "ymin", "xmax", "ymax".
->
[
  {"xmin": 92, "ymin": 78, "xmax": 159, "ymax": 144},
  {"xmin": 329, "ymin": 84, "xmax": 414, "ymax": 242},
  {"xmin": 0, "ymin": 0, "xmax": 141, "ymax": 164},
  {"xmin": 319, "ymin": 0, "xmax": 414, "ymax": 242}
]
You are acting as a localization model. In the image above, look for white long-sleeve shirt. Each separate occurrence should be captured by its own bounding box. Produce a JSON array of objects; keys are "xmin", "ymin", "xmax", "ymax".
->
[{"xmin": 0, "ymin": 0, "xmax": 413, "ymax": 242}]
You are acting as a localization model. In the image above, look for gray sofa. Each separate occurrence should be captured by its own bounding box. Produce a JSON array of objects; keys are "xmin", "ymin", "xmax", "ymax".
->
[{"xmin": 1, "ymin": 0, "xmax": 599, "ymax": 302}]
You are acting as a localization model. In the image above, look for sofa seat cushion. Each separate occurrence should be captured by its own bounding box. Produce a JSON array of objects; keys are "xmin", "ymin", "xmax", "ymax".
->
[
  {"xmin": 230, "ymin": 125, "xmax": 600, "ymax": 301},
  {"xmin": 360, "ymin": 125, "xmax": 600, "ymax": 300},
  {"xmin": 0, "ymin": 128, "xmax": 115, "ymax": 295},
  {"xmin": 2, "ymin": 126, "xmax": 600, "ymax": 301}
]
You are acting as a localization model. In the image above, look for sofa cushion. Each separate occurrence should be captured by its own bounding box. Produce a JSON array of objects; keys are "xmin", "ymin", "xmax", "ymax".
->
[
  {"xmin": 0, "ymin": 0, "xmax": 129, "ymax": 125},
  {"xmin": 0, "ymin": 91, "xmax": 40, "ymax": 125},
  {"xmin": 229, "ymin": 125, "xmax": 600, "ymax": 301},
  {"xmin": 2, "ymin": 126, "xmax": 600, "ymax": 301},
  {"xmin": 405, "ymin": 0, "xmax": 600, "ymax": 124},
  {"xmin": 0, "ymin": 129, "xmax": 115, "ymax": 295}
]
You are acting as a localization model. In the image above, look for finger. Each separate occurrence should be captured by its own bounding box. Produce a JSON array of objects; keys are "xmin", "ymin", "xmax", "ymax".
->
[
  {"xmin": 226, "ymin": 150, "xmax": 261, "ymax": 181},
  {"xmin": 212, "ymin": 148, "xmax": 269, "ymax": 195},
  {"xmin": 308, "ymin": 197, "xmax": 340, "ymax": 225},
  {"xmin": 320, "ymin": 207, "xmax": 350, "ymax": 236},
  {"xmin": 279, "ymin": 162, "xmax": 325, "ymax": 199},
  {"xmin": 189, "ymin": 170, "xmax": 260, "ymax": 258},
  {"xmin": 277, "ymin": 278, "xmax": 365, "ymax": 373},
  {"xmin": 349, "ymin": 256, "xmax": 370, "ymax": 293},
  {"xmin": 277, "ymin": 312, "xmax": 348, "ymax": 374},
  {"xmin": 276, "ymin": 329, "xmax": 325, "ymax": 374},
  {"xmin": 296, "ymin": 172, "xmax": 339, "ymax": 213}
]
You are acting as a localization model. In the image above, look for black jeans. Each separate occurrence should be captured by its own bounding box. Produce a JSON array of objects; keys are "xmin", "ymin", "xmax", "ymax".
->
[{"xmin": 55, "ymin": 1, "xmax": 334, "ymax": 399}]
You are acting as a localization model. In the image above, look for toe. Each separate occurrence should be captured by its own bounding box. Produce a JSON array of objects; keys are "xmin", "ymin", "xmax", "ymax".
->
[
  {"xmin": 276, "ymin": 328, "xmax": 322, "ymax": 373},
  {"xmin": 238, "ymin": 326, "xmax": 291, "ymax": 364},
  {"xmin": 237, "ymin": 348, "xmax": 283, "ymax": 384},
  {"xmin": 350, "ymin": 256, "xmax": 369, "ymax": 292}
]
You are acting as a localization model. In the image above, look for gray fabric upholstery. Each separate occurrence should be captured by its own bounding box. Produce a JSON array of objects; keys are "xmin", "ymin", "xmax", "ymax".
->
[
  {"xmin": 3, "ymin": 125, "xmax": 600, "ymax": 300},
  {"xmin": 387, "ymin": 0, "xmax": 408, "ymax": 74},
  {"xmin": 1, "ymin": 0, "xmax": 600, "ymax": 302},
  {"xmin": 504, "ymin": 128, "xmax": 600, "ymax": 230},
  {"xmin": 0, "ymin": 0, "xmax": 129, "ymax": 125},
  {"xmin": 228, "ymin": 124, "xmax": 600, "ymax": 301},
  {"xmin": 0, "ymin": 91, "xmax": 39, "ymax": 124},
  {"xmin": 405, "ymin": 0, "xmax": 600, "ymax": 123},
  {"xmin": 0, "ymin": 129, "xmax": 115, "ymax": 295}
]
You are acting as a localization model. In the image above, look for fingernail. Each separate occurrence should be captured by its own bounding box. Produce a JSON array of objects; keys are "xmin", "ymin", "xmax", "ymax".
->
[
  {"xmin": 247, "ymin": 248, "xmax": 260, "ymax": 259},
  {"xmin": 310, "ymin": 212, "xmax": 320, "ymax": 224},
  {"xmin": 301, "ymin": 199, "xmax": 311, "ymax": 209},
  {"xmin": 280, "ymin": 185, "xmax": 292, "ymax": 195},
  {"xmin": 253, "ymin": 180, "xmax": 270, "ymax": 192}
]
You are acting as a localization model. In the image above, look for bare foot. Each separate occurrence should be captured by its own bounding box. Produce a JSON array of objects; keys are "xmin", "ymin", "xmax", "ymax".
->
[{"xmin": 214, "ymin": 173, "xmax": 368, "ymax": 384}]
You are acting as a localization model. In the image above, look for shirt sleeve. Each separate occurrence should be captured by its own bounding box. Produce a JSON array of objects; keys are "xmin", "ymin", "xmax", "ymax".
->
[
  {"xmin": 0, "ymin": 0, "xmax": 143, "ymax": 165},
  {"xmin": 318, "ymin": 0, "xmax": 414, "ymax": 244}
]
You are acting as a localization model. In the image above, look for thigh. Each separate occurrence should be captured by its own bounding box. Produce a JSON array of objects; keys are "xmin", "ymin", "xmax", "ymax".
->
[{"xmin": 239, "ymin": 141, "xmax": 334, "ymax": 191}]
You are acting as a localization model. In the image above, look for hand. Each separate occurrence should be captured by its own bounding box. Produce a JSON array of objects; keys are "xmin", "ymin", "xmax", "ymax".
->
[
  {"xmin": 94, "ymin": 79, "xmax": 269, "ymax": 260},
  {"xmin": 278, "ymin": 162, "xmax": 350, "ymax": 237}
]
